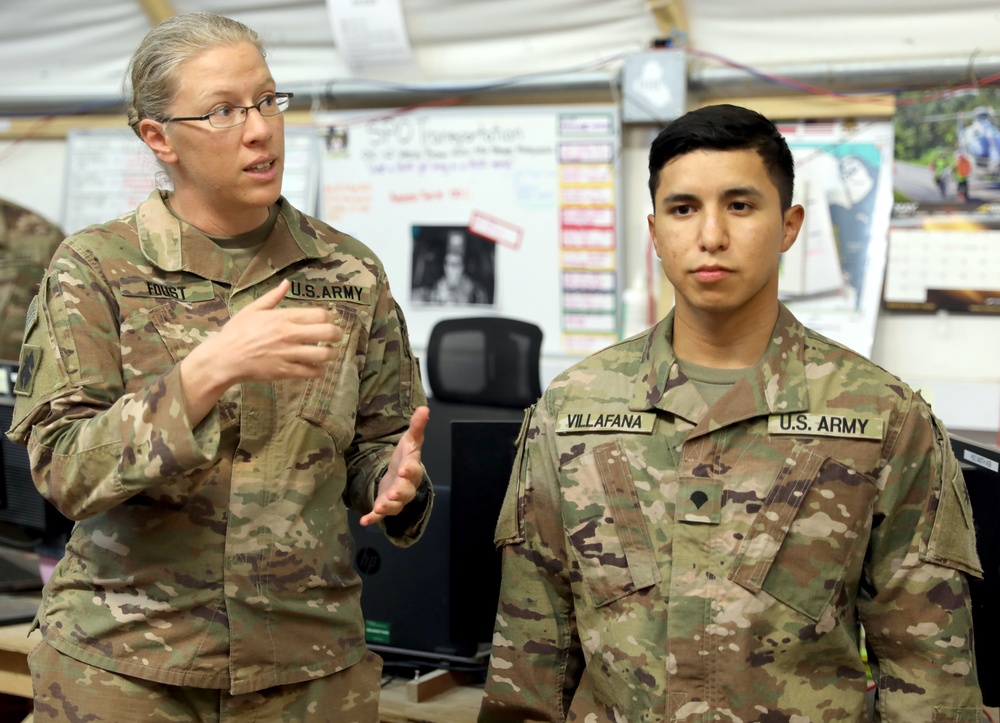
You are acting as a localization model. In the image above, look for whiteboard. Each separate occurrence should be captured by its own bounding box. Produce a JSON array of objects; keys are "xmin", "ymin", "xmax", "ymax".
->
[
  {"xmin": 61, "ymin": 127, "xmax": 321, "ymax": 235},
  {"xmin": 316, "ymin": 106, "xmax": 622, "ymax": 358}
]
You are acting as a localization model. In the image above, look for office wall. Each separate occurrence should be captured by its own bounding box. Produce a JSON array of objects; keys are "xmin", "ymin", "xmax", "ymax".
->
[
  {"xmin": 314, "ymin": 106, "xmax": 622, "ymax": 364},
  {"xmin": 0, "ymin": 139, "xmax": 63, "ymax": 227},
  {"xmin": 1, "ymin": 125, "xmax": 998, "ymax": 433}
]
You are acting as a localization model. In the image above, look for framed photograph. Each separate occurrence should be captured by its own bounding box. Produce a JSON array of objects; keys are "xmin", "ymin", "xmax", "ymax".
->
[{"xmin": 410, "ymin": 224, "xmax": 496, "ymax": 307}]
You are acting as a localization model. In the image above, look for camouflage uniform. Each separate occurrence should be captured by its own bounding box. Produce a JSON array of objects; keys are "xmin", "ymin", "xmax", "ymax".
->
[
  {"xmin": 0, "ymin": 198, "xmax": 64, "ymax": 360},
  {"xmin": 481, "ymin": 304, "xmax": 982, "ymax": 722},
  {"xmin": 7, "ymin": 190, "xmax": 431, "ymax": 695},
  {"xmin": 28, "ymin": 641, "xmax": 384, "ymax": 721}
]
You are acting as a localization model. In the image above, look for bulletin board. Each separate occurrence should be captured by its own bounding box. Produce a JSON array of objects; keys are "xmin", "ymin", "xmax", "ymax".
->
[
  {"xmin": 316, "ymin": 106, "xmax": 622, "ymax": 358},
  {"xmin": 61, "ymin": 127, "xmax": 321, "ymax": 236}
]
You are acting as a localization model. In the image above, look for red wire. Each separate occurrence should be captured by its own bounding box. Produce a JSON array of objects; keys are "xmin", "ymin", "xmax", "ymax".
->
[{"xmin": 0, "ymin": 115, "xmax": 57, "ymax": 164}]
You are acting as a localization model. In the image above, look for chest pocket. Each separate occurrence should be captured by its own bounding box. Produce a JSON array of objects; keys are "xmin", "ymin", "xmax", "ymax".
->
[
  {"xmin": 560, "ymin": 439, "xmax": 660, "ymax": 607},
  {"xmin": 728, "ymin": 442, "xmax": 878, "ymax": 620},
  {"xmin": 140, "ymin": 291, "xmax": 239, "ymax": 430}
]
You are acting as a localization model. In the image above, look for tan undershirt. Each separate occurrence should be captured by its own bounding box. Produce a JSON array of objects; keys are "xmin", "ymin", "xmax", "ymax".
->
[
  {"xmin": 675, "ymin": 357, "xmax": 750, "ymax": 409},
  {"xmin": 164, "ymin": 200, "xmax": 279, "ymax": 274}
]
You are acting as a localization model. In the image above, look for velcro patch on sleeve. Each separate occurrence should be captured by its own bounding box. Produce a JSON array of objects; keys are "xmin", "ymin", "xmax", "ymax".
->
[
  {"xmin": 23, "ymin": 295, "xmax": 38, "ymax": 338},
  {"xmin": 14, "ymin": 344, "xmax": 40, "ymax": 396}
]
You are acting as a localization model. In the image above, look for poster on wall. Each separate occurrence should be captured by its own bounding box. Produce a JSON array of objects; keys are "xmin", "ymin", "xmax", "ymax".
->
[
  {"xmin": 317, "ymin": 106, "xmax": 621, "ymax": 358},
  {"xmin": 776, "ymin": 120, "xmax": 895, "ymax": 358},
  {"xmin": 410, "ymin": 224, "xmax": 495, "ymax": 307},
  {"xmin": 893, "ymin": 87, "xmax": 1000, "ymax": 210},
  {"xmin": 884, "ymin": 89, "xmax": 1000, "ymax": 313},
  {"xmin": 325, "ymin": 0, "xmax": 415, "ymax": 75}
]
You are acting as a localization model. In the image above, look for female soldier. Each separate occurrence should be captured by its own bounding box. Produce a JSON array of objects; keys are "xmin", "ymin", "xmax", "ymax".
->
[{"xmin": 9, "ymin": 12, "xmax": 431, "ymax": 721}]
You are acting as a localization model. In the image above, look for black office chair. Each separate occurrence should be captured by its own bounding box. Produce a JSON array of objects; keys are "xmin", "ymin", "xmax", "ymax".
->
[
  {"xmin": 426, "ymin": 316, "xmax": 542, "ymax": 409},
  {"xmin": 421, "ymin": 317, "xmax": 543, "ymax": 491}
]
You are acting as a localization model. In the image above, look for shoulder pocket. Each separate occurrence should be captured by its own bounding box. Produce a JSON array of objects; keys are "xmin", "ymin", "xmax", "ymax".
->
[
  {"xmin": 392, "ymin": 300, "xmax": 420, "ymax": 413},
  {"xmin": 494, "ymin": 404, "xmax": 534, "ymax": 547},
  {"xmin": 922, "ymin": 421, "xmax": 983, "ymax": 578}
]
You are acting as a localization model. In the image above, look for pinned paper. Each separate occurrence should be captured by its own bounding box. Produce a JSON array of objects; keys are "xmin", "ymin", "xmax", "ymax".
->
[{"xmin": 327, "ymin": 0, "xmax": 415, "ymax": 75}]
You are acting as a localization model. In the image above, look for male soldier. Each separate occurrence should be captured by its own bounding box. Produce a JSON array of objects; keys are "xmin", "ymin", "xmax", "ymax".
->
[
  {"xmin": 479, "ymin": 104, "xmax": 983, "ymax": 721},
  {"xmin": 0, "ymin": 198, "xmax": 63, "ymax": 360}
]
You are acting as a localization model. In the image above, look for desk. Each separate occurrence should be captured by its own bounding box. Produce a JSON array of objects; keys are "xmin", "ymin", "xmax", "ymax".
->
[
  {"xmin": 0, "ymin": 621, "xmax": 37, "ymax": 699},
  {"xmin": 0, "ymin": 621, "xmax": 38, "ymax": 723},
  {"xmin": 380, "ymin": 676, "xmax": 482, "ymax": 722},
  {"xmin": 0, "ymin": 623, "xmax": 483, "ymax": 723}
]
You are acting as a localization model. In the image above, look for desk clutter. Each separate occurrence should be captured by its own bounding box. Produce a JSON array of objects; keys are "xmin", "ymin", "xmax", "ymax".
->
[{"xmin": 380, "ymin": 669, "xmax": 483, "ymax": 723}]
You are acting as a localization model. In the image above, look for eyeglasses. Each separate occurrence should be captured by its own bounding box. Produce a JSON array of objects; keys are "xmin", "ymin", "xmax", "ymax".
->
[{"xmin": 159, "ymin": 92, "xmax": 294, "ymax": 129}]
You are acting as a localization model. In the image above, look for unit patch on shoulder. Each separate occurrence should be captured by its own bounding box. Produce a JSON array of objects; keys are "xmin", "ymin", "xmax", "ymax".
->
[
  {"xmin": 556, "ymin": 408, "xmax": 655, "ymax": 434},
  {"xmin": 14, "ymin": 344, "xmax": 40, "ymax": 396},
  {"xmin": 23, "ymin": 295, "xmax": 38, "ymax": 338},
  {"xmin": 768, "ymin": 413, "xmax": 883, "ymax": 440}
]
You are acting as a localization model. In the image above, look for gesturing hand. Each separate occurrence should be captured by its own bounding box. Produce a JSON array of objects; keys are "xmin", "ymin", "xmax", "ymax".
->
[
  {"xmin": 215, "ymin": 278, "xmax": 344, "ymax": 384},
  {"xmin": 179, "ymin": 279, "xmax": 344, "ymax": 425},
  {"xmin": 360, "ymin": 405, "xmax": 430, "ymax": 527}
]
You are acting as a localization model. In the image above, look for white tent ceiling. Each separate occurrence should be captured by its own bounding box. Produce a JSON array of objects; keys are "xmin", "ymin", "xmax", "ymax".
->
[{"xmin": 2, "ymin": 0, "xmax": 1000, "ymax": 114}]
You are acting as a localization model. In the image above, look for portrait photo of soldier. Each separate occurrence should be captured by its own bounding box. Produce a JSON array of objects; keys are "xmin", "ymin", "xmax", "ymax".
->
[{"xmin": 410, "ymin": 224, "xmax": 495, "ymax": 307}]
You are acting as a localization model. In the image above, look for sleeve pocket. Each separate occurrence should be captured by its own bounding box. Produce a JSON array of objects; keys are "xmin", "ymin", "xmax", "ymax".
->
[
  {"xmin": 494, "ymin": 405, "xmax": 533, "ymax": 547},
  {"xmin": 922, "ymin": 430, "xmax": 983, "ymax": 578}
]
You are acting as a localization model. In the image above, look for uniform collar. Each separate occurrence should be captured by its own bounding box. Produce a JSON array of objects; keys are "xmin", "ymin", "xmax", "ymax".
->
[
  {"xmin": 135, "ymin": 190, "xmax": 333, "ymax": 284},
  {"xmin": 629, "ymin": 303, "xmax": 810, "ymax": 430}
]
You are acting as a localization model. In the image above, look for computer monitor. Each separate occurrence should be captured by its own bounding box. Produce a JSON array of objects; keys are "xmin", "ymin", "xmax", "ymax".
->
[
  {"xmin": 0, "ymin": 360, "xmax": 72, "ymax": 591},
  {"xmin": 949, "ymin": 433, "xmax": 999, "ymax": 706},
  {"xmin": 348, "ymin": 418, "xmax": 521, "ymax": 666}
]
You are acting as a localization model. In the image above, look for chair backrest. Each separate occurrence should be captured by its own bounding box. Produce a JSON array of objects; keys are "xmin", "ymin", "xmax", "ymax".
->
[{"xmin": 426, "ymin": 317, "xmax": 542, "ymax": 408}]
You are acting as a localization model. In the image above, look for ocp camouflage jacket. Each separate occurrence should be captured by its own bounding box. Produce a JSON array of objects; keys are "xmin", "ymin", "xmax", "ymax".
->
[
  {"xmin": 481, "ymin": 304, "xmax": 982, "ymax": 722},
  {"xmin": 8, "ymin": 190, "xmax": 430, "ymax": 695}
]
